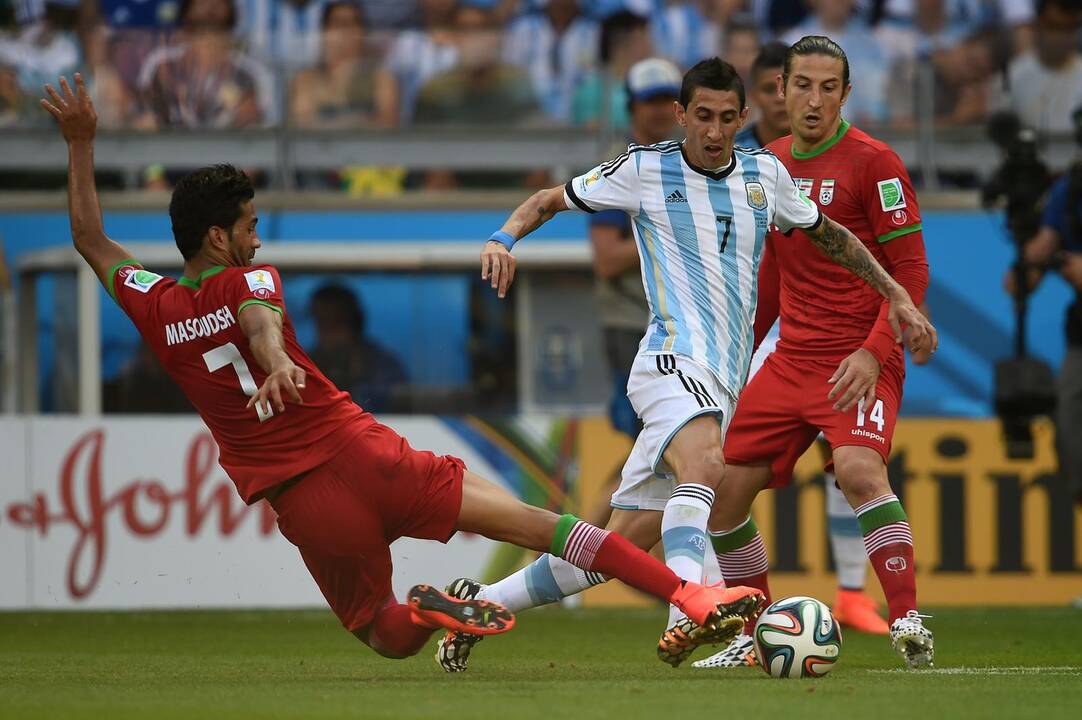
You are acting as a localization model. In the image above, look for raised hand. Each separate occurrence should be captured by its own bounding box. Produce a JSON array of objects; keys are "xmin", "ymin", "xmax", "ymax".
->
[{"xmin": 41, "ymin": 73, "xmax": 97, "ymax": 144}]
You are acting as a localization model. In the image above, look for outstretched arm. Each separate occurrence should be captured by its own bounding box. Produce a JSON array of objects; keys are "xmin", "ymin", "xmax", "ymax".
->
[
  {"xmin": 804, "ymin": 215, "xmax": 937, "ymax": 353},
  {"xmin": 41, "ymin": 74, "xmax": 132, "ymax": 289},
  {"xmin": 481, "ymin": 185, "xmax": 569, "ymax": 298},
  {"xmin": 238, "ymin": 304, "xmax": 305, "ymax": 415}
]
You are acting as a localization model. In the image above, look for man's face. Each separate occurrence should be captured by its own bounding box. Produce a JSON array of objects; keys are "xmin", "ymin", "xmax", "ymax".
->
[
  {"xmin": 223, "ymin": 200, "xmax": 260, "ymax": 266},
  {"xmin": 723, "ymin": 30, "xmax": 759, "ymax": 82},
  {"xmin": 630, "ymin": 94, "xmax": 678, "ymax": 144},
  {"xmin": 311, "ymin": 301, "xmax": 354, "ymax": 348},
  {"xmin": 750, "ymin": 66, "xmax": 789, "ymax": 135},
  {"xmin": 323, "ymin": 4, "xmax": 365, "ymax": 59},
  {"xmin": 675, "ymin": 86, "xmax": 748, "ymax": 167},
  {"xmin": 782, "ymin": 53, "xmax": 849, "ymax": 146},
  {"xmin": 1038, "ymin": 4, "xmax": 1081, "ymax": 67}
]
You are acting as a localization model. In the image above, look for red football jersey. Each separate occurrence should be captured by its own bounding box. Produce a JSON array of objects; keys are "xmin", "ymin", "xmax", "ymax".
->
[
  {"xmin": 109, "ymin": 261, "xmax": 373, "ymax": 503},
  {"xmin": 763, "ymin": 121, "xmax": 929, "ymax": 369}
]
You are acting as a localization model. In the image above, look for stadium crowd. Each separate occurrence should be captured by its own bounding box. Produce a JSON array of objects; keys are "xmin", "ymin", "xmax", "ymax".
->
[{"xmin": 1, "ymin": 0, "xmax": 1080, "ymax": 135}]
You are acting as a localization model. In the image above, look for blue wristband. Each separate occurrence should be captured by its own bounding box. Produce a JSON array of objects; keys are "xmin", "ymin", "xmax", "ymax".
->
[{"xmin": 489, "ymin": 230, "xmax": 517, "ymax": 250}]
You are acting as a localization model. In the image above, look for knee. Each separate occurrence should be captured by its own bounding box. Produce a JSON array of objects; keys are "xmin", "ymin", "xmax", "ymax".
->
[
  {"xmin": 834, "ymin": 456, "xmax": 888, "ymax": 505},
  {"xmin": 675, "ymin": 445, "xmax": 727, "ymax": 490},
  {"xmin": 354, "ymin": 627, "xmax": 420, "ymax": 660}
]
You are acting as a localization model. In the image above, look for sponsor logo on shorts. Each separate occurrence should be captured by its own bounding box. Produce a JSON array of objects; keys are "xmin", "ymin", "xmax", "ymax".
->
[
  {"xmin": 885, "ymin": 556, "xmax": 908, "ymax": 573},
  {"xmin": 851, "ymin": 427, "xmax": 886, "ymax": 444}
]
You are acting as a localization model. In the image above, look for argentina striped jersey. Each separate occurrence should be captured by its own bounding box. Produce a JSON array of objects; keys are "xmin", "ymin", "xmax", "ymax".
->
[{"xmin": 564, "ymin": 141, "xmax": 821, "ymax": 401}]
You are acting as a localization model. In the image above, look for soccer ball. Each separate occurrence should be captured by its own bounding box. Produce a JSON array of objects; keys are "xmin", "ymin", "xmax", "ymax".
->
[{"xmin": 753, "ymin": 596, "xmax": 842, "ymax": 678}]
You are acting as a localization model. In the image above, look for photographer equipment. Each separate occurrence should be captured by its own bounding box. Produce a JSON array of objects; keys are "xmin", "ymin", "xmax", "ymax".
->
[{"xmin": 982, "ymin": 111, "xmax": 1057, "ymax": 459}]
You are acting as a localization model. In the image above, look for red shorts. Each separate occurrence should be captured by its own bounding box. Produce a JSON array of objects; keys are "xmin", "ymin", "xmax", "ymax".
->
[
  {"xmin": 269, "ymin": 421, "xmax": 465, "ymax": 632},
  {"xmin": 724, "ymin": 353, "xmax": 902, "ymax": 488}
]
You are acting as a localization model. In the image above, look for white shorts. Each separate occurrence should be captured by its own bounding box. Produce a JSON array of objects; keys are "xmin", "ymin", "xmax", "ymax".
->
[{"xmin": 610, "ymin": 352, "xmax": 735, "ymax": 512}]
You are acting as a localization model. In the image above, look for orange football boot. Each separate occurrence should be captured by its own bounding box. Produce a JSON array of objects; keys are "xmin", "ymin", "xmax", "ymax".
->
[{"xmin": 832, "ymin": 589, "xmax": 889, "ymax": 635}]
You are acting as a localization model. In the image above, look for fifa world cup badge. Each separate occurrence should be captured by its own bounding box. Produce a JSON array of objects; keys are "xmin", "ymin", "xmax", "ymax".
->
[{"xmin": 819, "ymin": 179, "xmax": 835, "ymax": 205}]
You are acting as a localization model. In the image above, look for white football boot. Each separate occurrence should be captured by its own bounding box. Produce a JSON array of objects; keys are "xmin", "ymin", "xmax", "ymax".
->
[
  {"xmin": 889, "ymin": 610, "xmax": 934, "ymax": 669},
  {"xmin": 691, "ymin": 633, "xmax": 757, "ymax": 668}
]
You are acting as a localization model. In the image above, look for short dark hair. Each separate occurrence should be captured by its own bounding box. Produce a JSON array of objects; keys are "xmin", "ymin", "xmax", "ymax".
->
[
  {"xmin": 310, "ymin": 283, "xmax": 365, "ymax": 334},
  {"xmin": 680, "ymin": 57, "xmax": 745, "ymax": 110},
  {"xmin": 783, "ymin": 35, "xmax": 849, "ymax": 88},
  {"xmin": 169, "ymin": 164, "xmax": 254, "ymax": 261},
  {"xmin": 600, "ymin": 10, "xmax": 648, "ymax": 64},
  {"xmin": 1037, "ymin": 0, "xmax": 1082, "ymax": 17},
  {"xmin": 751, "ymin": 42, "xmax": 788, "ymax": 82},
  {"xmin": 177, "ymin": 0, "xmax": 237, "ymax": 31},
  {"xmin": 321, "ymin": 0, "xmax": 366, "ymax": 30}
]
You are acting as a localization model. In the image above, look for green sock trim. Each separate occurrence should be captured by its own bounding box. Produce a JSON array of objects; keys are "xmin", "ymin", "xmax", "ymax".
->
[
  {"xmin": 857, "ymin": 501, "xmax": 908, "ymax": 534},
  {"xmin": 550, "ymin": 514, "xmax": 579, "ymax": 558},
  {"xmin": 710, "ymin": 516, "xmax": 759, "ymax": 554}
]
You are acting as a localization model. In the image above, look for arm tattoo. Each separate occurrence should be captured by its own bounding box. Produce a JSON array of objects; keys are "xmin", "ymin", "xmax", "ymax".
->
[{"xmin": 807, "ymin": 218, "xmax": 899, "ymax": 299}]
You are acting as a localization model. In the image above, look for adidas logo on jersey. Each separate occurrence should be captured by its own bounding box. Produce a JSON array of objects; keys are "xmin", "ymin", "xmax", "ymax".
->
[{"xmin": 665, "ymin": 189, "xmax": 687, "ymax": 204}]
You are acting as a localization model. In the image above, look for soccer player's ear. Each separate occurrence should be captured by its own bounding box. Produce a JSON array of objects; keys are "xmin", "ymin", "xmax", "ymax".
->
[
  {"xmin": 775, "ymin": 73, "xmax": 785, "ymax": 99},
  {"xmin": 840, "ymin": 83, "xmax": 852, "ymax": 107},
  {"xmin": 673, "ymin": 100, "xmax": 686, "ymax": 128}
]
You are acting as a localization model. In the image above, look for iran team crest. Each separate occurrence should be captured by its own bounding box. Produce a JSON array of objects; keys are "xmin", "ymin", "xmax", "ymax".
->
[
  {"xmin": 819, "ymin": 179, "xmax": 836, "ymax": 205},
  {"xmin": 795, "ymin": 178, "xmax": 814, "ymax": 198},
  {"xmin": 745, "ymin": 181, "xmax": 767, "ymax": 210}
]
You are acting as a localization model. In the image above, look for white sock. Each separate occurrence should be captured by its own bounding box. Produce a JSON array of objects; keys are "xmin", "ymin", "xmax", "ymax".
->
[
  {"xmin": 478, "ymin": 553, "xmax": 606, "ymax": 613},
  {"xmin": 661, "ymin": 483, "xmax": 715, "ymax": 625},
  {"xmin": 826, "ymin": 476, "xmax": 867, "ymax": 590}
]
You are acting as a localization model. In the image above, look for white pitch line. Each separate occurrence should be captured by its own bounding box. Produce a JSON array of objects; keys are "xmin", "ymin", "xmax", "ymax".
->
[{"xmin": 867, "ymin": 666, "xmax": 1082, "ymax": 676}]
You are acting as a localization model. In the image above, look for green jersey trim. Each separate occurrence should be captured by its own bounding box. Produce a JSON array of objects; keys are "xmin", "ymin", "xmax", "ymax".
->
[
  {"xmin": 106, "ymin": 258, "xmax": 142, "ymax": 303},
  {"xmin": 791, "ymin": 120, "xmax": 851, "ymax": 160},
  {"xmin": 238, "ymin": 299, "xmax": 283, "ymax": 316},
  {"xmin": 877, "ymin": 222, "xmax": 922, "ymax": 244},
  {"xmin": 179, "ymin": 265, "xmax": 226, "ymax": 290}
]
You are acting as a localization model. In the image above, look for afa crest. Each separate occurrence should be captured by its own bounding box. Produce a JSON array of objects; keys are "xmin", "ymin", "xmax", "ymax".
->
[{"xmin": 745, "ymin": 181, "xmax": 767, "ymax": 211}]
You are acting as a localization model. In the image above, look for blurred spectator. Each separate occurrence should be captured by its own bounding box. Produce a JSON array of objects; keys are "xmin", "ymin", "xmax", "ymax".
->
[
  {"xmin": 877, "ymin": 0, "xmax": 980, "ymax": 62},
  {"xmin": 356, "ymin": 0, "xmax": 420, "ymax": 28},
  {"xmin": 783, "ymin": 0, "xmax": 889, "ymax": 124},
  {"xmin": 237, "ymin": 0, "xmax": 328, "ymax": 69},
  {"xmin": 136, "ymin": 0, "xmax": 274, "ymax": 128},
  {"xmin": 1006, "ymin": 0, "xmax": 1082, "ymax": 135},
  {"xmin": 306, "ymin": 283, "xmax": 408, "ymax": 414},
  {"xmin": 721, "ymin": 14, "xmax": 758, "ymax": 86},
  {"xmin": 735, "ymin": 41, "xmax": 789, "ymax": 148},
  {"xmin": 572, "ymin": 9, "xmax": 652, "ymax": 128},
  {"xmin": 290, "ymin": 0, "xmax": 393, "ymax": 128},
  {"xmin": 589, "ymin": 56, "xmax": 680, "ymax": 443},
  {"xmin": 100, "ymin": 0, "xmax": 181, "ymax": 27},
  {"xmin": 651, "ymin": 0, "xmax": 731, "ymax": 70},
  {"xmin": 504, "ymin": 0, "xmax": 599, "ymax": 123},
  {"xmin": 377, "ymin": 0, "xmax": 459, "ymax": 125},
  {"xmin": 414, "ymin": 4, "xmax": 537, "ymax": 125},
  {"xmin": 748, "ymin": 0, "xmax": 810, "ymax": 35},
  {"xmin": 880, "ymin": 0, "xmax": 1036, "ymax": 54},
  {"xmin": 80, "ymin": 23, "xmax": 136, "ymax": 128},
  {"xmin": 0, "ymin": 1, "xmax": 80, "ymax": 126},
  {"xmin": 887, "ymin": 27, "xmax": 1007, "ymax": 127},
  {"xmin": 103, "ymin": 344, "xmax": 194, "ymax": 413}
]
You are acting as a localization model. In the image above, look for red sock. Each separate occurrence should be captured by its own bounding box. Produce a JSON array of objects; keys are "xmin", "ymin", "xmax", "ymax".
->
[
  {"xmin": 364, "ymin": 598, "xmax": 435, "ymax": 659},
  {"xmin": 857, "ymin": 495, "xmax": 917, "ymax": 623},
  {"xmin": 553, "ymin": 516, "xmax": 681, "ymax": 602},
  {"xmin": 866, "ymin": 540, "xmax": 916, "ymax": 623},
  {"xmin": 710, "ymin": 520, "xmax": 773, "ymax": 633}
]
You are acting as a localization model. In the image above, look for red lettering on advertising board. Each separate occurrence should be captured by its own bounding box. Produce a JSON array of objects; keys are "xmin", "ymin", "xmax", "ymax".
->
[{"xmin": 4, "ymin": 428, "xmax": 277, "ymax": 599}]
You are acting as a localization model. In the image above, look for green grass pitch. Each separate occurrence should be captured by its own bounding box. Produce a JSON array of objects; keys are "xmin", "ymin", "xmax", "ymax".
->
[{"xmin": 2, "ymin": 606, "xmax": 1080, "ymax": 719}]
